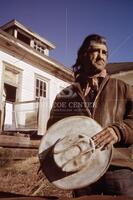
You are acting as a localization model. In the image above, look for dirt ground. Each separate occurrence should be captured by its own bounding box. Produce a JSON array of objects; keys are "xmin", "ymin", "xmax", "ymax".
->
[
  {"xmin": 0, "ymin": 150, "xmax": 133, "ymax": 200},
  {"xmin": 0, "ymin": 156, "xmax": 72, "ymax": 199}
]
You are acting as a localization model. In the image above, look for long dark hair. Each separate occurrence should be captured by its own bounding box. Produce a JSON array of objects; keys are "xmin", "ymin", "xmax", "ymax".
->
[{"xmin": 72, "ymin": 34, "xmax": 107, "ymax": 84}]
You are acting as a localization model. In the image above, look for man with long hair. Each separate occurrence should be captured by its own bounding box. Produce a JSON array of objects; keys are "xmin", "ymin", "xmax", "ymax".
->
[{"xmin": 47, "ymin": 34, "xmax": 133, "ymax": 197}]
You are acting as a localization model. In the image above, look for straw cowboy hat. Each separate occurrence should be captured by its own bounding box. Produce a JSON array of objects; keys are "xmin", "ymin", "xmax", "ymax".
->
[{"xmin": 39, "ymin": 116, "xmax": 112, "ymax": 190}]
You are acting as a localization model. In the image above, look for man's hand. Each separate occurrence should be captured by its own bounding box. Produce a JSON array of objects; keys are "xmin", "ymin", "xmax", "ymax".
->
[{"xmin": 92, "ymin": 127, "xmax": 118, "ymax": 150}]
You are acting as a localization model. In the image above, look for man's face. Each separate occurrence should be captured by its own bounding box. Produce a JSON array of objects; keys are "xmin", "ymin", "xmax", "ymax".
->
[{"xmin": 83, "ymin": 41, "xmax": 108, "ymax": 76}]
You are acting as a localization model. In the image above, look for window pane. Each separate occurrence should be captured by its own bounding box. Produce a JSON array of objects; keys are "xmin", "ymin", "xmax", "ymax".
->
[
  {"xmin": 36, "ymin": 88, "xmax": 39, "ymax": 97},
  {"xmin": 36, "ymin": 78, "xmax": 47, "ymax": 98},
  {"xmin": 36, "ymin": 79, "xmax": 39, "ymax": 87},
  {"xmin": 41, "ymin": 81, "xmax": 43, "ymax": 90},
  {"xmin": 40, "ymin": 89, "xmax": 43, "ymax": 96},
  {"xmin": 43, "ymin": 82, "xmax": 46, "ymax": 90},
  {"xmin": 43, "ymin": 91, "xmax": 46, "ymax": 97}
]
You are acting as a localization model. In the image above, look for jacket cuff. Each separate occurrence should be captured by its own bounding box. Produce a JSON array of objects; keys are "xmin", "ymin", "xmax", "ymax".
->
[{"xmin": 109, "ymin": 125, "xmax": 122, "ymax": 143}]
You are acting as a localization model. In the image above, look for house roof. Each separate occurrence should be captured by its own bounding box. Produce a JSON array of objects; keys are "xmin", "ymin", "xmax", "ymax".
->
[
  {"xmin": 106, "ymin": 62, "xmax": 133, "ymax": 74},
  {"xmin": 0, "ymin": 19, "xmax": 56, "ymax": 50},
  {"xmin": 0, "ymin": 28, "xmax": 73, "ymax": 82}
]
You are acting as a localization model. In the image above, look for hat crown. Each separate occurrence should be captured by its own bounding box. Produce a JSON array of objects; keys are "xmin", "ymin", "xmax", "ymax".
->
[{"xmin": 53, "ymin": 134, "xmax": 95, "ymax": 172}]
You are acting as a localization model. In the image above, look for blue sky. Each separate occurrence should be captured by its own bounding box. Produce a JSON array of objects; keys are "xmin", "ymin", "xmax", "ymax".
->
[{"xmin": 0, "ymin": 0, "xmax": 133, "ymax": 68}]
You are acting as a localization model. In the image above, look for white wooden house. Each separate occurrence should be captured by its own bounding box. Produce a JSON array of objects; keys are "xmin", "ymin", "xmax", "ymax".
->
[{"xmin": 0, "ymin": 19, "xmax": 73, "ymax": 134}]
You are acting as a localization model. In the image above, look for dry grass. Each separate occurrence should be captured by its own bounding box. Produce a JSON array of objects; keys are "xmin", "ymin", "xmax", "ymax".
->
[
  {"xmin": 0, "ymin": 151, "xmax": 132, "ymax": 200},
  {"xmin": 0, "ymin": 156, "xmax": 72, "ymax": 198}
]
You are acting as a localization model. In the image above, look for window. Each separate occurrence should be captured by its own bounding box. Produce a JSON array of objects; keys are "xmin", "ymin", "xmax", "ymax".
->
[
  {"xmin": 4, "ymin": 64, "xmax": 22, "ymax": 102},
  {"xmin": 4, "ymin": 83, "xmax": 17, "ymax": 102},
  {"xmin": 33, "ymin": 40, "xmax": 47, "ymax": 55},
  {"xmin": 36, "ymin": 78, "xmax": 47, "ymax": 98},
  {"xmin": 17, "ymin": 32, "xmax": 31, "ymax": 45}
]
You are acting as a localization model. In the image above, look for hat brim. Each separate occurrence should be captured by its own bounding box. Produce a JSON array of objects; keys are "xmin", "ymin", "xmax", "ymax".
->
[{"xmin": 39, "ymin": 116, "xmax": 112, "ymax": 190}]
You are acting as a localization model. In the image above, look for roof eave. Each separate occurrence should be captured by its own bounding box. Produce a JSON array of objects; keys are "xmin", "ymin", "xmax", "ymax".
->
[
  {"xmin": 0, "ymin": 29, "xmax": 73, "ymax": 82},
  {"xmin": 0, "ymin": 19, "xmax": 56, "ymax": 50}
]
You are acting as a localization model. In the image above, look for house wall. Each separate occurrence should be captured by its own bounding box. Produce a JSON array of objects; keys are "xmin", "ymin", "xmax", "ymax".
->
[
  {"xmin": 0, "ymin": 49, "xmax": 70, "ymax": 131},
  {"xmin": 0, "ymin": 50, "xmax": 69, "ymax": 103}
]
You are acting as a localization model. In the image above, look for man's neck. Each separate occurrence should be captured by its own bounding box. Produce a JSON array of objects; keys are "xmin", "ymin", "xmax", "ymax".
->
[
  {"xmin": 87, "ymin": 69, "xmax": 107, "ymax": 79},
  {"xmin": 82, "ymin": 69, "xmax": 107, "ymax": 96}
]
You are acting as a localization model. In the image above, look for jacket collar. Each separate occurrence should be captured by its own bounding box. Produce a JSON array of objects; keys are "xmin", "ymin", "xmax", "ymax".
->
[
  {"xmin": 73, "ymin": 75, "xmax": 110, "ymax": 97},
  {"xmin": 72, "ymin": 75, "xmax": 110, "ymax": 117}
]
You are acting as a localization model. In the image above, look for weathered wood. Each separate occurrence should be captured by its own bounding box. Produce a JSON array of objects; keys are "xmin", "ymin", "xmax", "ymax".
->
[
  {"xmin": 0, "ymin": 135, "xmax": 40, "ymax": 148},
  {"xmin": 0, "ymin": 147, "xmax": 38, "ymax": 160}
]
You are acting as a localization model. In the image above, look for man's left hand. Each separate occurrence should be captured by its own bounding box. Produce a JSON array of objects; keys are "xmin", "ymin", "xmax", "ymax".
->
[{"xmin": 92, "ymin": 127, "xmax": 118, "ymax": 150}]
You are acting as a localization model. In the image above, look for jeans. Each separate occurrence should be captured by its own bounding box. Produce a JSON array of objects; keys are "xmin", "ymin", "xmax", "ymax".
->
[{"xmin": 73, "ymin": 167, "xmax": 133, "ymax": 197}]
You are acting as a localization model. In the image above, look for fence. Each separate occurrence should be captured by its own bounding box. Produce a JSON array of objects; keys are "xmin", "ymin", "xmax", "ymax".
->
[
  {"xmin": 4, "ymin": 100, "xmax": 39, "ymax": 132},
  {"xmin": 4, "ymin": 97, "xmax": 49, "ymax": 135}
]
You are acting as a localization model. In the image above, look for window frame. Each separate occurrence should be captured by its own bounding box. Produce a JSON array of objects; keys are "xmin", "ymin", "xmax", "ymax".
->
[{"xmin": 34, "ymin": 74, "xmax": 49, "ymax": 100}]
